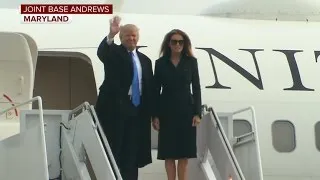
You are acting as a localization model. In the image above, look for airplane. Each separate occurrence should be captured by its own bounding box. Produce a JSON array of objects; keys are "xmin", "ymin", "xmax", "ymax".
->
[{"xmin": 1, "ymin": 0, "xmax": 320, "ymax": 179}]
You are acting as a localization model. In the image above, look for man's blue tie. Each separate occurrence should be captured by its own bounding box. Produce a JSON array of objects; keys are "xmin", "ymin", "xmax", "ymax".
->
[{"xmin": 130, "ymin": 51, "xmax": 140, "ymax": 107}]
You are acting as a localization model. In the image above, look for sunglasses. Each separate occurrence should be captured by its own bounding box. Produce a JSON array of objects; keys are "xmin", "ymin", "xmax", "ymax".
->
[{"xmin": 170, "ymin": 39, "xmax": 184, "ymax": 45}]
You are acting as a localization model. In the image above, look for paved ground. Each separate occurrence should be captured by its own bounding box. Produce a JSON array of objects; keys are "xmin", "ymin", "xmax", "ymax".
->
[
  {"xmin": 138, "ymin": 149, "xmax": 217, "ymax": 180},
  {"xmin": 139, "ymin": 150, "xmax": 167, "ymax": 180}
]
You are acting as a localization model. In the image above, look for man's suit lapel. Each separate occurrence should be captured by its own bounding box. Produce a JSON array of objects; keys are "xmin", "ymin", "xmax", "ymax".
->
[
  {"xmin": 119, "ymin": 44, "xmax": 132, "ymax": 63},
  {"xmin": 137, "ymin": 51, "xmax": 147, "ymax": 81},
  {"xmin": 119, "ymin": 44, "xmax": 133, "ymax": 77},
  {"xmin": 137, "ymin": 51, "xmax": 148, "ymax": 99}
]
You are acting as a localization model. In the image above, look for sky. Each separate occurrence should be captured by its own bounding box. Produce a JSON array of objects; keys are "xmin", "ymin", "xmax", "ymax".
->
[
  {"xmin": 0, "ymin": 0, "xmax": 226, "ymax": 15},
  {"xmin": 118, "ymin": 0, "xmax": 225, "ymax": 15},
  {"xmin": 2, "ymin": 0, "xmax": 320, "ymax": 17}
]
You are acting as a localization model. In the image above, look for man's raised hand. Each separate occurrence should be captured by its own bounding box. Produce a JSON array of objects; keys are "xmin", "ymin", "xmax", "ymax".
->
[{"xmin": 109, "ymin": 16, "xmax": 121, "ymax": 38}]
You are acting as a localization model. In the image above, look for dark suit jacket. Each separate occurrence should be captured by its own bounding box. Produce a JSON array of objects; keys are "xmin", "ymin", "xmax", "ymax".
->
[{"xmin": 95, "ymin": 36, "xmax": 153, "ymax": 168}]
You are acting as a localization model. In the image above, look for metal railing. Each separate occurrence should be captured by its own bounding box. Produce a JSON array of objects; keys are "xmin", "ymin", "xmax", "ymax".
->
[
  {"xmin": 227, "ymin": 106, "xmax": 263, "ymax": 180},
  {"xmin": 88, "ymin": 104, "xmax": 122, "ymax": 180},
  {"xmin": 201, "ymin": 104, "xmax": 263, "ymax": 180},
  {"xmin": 0, "ymin": 96, "xmax": 49, "ymax": 179},
  {"xmin": 206, "ymin": 106, "xmax": 246, "ymax": 180},
  {"xmin": 68, "ymin": 102, "xmax": 122, "ymax": 180}
]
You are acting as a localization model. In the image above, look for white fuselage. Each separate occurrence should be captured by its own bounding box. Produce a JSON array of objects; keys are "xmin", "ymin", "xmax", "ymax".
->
[{"xmin": 1, "ymin": 8, "xmax": 320, "ymax": 180}]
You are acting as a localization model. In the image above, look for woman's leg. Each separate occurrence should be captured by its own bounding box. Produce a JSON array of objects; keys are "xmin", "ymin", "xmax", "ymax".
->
[
  {"xmin": 165, "ymin": 159, "xmax": 176, "ymax": 180},
  {"xmin": 177, "ymin": 158, "xmax": 188, "ymax": 180}
]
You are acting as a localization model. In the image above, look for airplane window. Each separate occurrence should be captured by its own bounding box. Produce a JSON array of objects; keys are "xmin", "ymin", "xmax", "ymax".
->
[
  {"xmin": 315, "ymin": 122, "xmax": 320, "ymax": 151},
  {"xmin": 272, "ymin": 120, "xmax": 296, "ymax": 152},
  {"xmin": 233, "ymin": 119, "xmax": 252, "ymax": 137}
]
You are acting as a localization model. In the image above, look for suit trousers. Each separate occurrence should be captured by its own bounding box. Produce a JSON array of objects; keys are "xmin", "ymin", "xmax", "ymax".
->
[
  {"xmin": 118, "ymin": 110, "xmax": 140, "ymax": 180},
  {"xmin": 110, "ymin": 102, "xmax": 142, "ymax": 180},
  {"xmin": 96, "ymin": 93, "xmax": 143, "ymax": 180}
]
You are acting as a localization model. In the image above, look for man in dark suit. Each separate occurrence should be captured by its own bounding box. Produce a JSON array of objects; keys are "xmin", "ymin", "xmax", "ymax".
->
[{"xmin": 95, "ymin": 16, "xmax": 153, "ymax": 180}]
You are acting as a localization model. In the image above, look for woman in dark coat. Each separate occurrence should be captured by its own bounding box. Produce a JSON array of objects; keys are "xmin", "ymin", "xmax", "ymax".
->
[{"xmin": 152, "ymin": 29, "xmax": 202, "ymax": 180}]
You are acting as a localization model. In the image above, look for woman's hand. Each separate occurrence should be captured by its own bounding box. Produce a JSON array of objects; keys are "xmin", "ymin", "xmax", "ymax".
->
[
  {"xmin": 192, "ymin": 115, "xmax": 201, "ymax": 126},
  {"xmin": 152, "ymin": 117, "xmax": 160, "ymax": 131}
]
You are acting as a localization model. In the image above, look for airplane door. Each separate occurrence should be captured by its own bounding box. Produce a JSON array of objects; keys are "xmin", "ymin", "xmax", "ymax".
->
[
  {"xmin": 0, "ymin": 32, "xmax": 36, "ymax": 139},
  {"xmin": 0, "ymin": 32, "xmax": 35, "ymax": 112},
  {"xmin": 32, "ymin": 55, "xmax": 97, "ymax": 110},
  {"xmin": 18, "ymin": 33, "xmax": 38, "ymax": 73}
]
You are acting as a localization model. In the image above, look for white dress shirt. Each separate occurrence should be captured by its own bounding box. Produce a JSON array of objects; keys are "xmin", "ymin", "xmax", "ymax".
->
[{"xmin": 105, "ymin": 36, "xmax": 142, "ymax": 95}]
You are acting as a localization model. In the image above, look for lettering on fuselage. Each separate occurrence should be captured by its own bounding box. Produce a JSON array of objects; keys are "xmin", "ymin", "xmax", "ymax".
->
[{"xmin": 137, "ymin": 46, "xmax": 320, "ymax": 91}]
